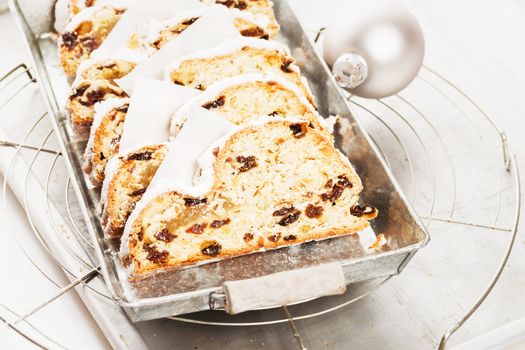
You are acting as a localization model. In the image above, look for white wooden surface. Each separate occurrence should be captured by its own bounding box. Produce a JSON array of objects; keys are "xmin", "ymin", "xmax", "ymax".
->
[{"xmin": 0, "ymin": 0, "xmax": 524, "ymax": 349}]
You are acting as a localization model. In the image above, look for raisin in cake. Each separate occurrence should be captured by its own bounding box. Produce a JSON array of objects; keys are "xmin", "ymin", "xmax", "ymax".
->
[
  {"xmin": 165, "ymin": 37, "xmax": 314, "ymax": 104},
  {"xmin": 67, "ymin": 79, "xmax": 127, "ymax": 138},
  {"xmin": 122, "ymin": 118, "xmax": 377, "ymax": 275},
  {"xmin": 101, "ymin": 145, "xmax": 168, "ymax": 239},
  {"xmin": 205, "ymin": 0, "xmax": 279, "ymax": 37},
  {"xmin": 170, "ymin": 74, "xmax": 328, "ymax": 136},
  {"xmin": 83, "ymin": 98, "xmax": 129, "ymax": 186},
  {"xmin": 59, "ymin": 4, "xmax": 126, "ymax": 78}
]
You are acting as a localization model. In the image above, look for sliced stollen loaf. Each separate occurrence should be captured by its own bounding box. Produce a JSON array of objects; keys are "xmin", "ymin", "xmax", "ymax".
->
[
  {"xmin": 67, "ymin": 79, "xmax": 127, "ymax": 138},
  {"xmin": 102, "ymin": 73, "xmax": 328, "ymax": 238},
  {"xmin": 83, "ymin": 98, "xmax": 129, "ymax": 187},
  {"xmin": 204, "ymin": 0, "xmax": 279, "ymax": 37},
  {"xmin": 164, "ymin": 37, "xmax": 314, "ymax": 104},
  {"xmin": 58, "ymin": 4, "xmax": 126, "ymax": 78},
  {"xmin": 121, "ymin": 117, "xmax": 377, "ymax": 276},
  {"xmin": 100, "ymin": 80, "xmax": 200, "ymax": 238},
  {"xmin": 169, "ymin": 74, "xmax": 332, "ymax": 137}
]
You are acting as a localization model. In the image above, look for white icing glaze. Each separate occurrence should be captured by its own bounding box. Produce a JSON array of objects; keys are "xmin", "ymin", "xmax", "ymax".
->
[
  {"xmin": 116, "ymin": 5, "xmax": 241, "ymax": 95},
  {"xmin": 169, "ymin": 73, "xmax": 318, "ymax": 136},
  {"xmin": 54, "ymin": 0, "xmax": 70, "ymax": 33},
  {"xmin": 163, "ymin": 37, "xmax": 289, "ymax": 79},
  {"xmin": 99, "ymin": 0, "xmax": 204, "ymax": 51},
  {"xmin": 118, "ymin": 78, "xmax": 200, "ymax": 156}
]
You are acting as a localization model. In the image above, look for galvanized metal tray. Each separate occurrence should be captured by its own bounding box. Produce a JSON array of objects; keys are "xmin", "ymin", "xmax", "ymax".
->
[{"xmin": 11, "ymin": 0, "xmax": 428, "ymax": 322}]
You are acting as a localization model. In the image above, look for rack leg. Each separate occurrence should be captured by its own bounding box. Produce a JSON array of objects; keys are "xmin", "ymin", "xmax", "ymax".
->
[
  {"xmin": 282, "ymin": 305, "xmax": 308, "ymax": 350},
  {"xmin": 9, "ymin": 267, "xmax": 100, "ymax": 326}
]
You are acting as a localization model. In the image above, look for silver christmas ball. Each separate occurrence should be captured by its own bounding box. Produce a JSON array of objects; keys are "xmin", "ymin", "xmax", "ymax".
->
[{"xmin": 323, "ymin": 0, "xmax": 425, "ymax": 99}]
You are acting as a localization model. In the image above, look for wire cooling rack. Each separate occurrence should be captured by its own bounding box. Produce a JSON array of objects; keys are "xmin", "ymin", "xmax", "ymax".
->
[{"xmin": 0, "ymin": 30, "xmax": 521, "ymax": 350}]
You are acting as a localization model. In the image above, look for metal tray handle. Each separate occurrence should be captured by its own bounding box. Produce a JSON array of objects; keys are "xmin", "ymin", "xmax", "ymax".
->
[{"xmin": 223, "ymin": 262, "xmax": 346, "ymax": 314}]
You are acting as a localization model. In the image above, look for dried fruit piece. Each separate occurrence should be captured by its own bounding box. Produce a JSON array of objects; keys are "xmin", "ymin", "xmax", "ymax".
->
[
  {"xmin": 127, "ymin": 151, "xmax": 153, "ymax": 161},
  {"xmin": 183, "ymin": 197, "xmax": 207, "ymax": 206},
  {"xmin": 268, "ymin": 233, "xmax": 281, "ymax": 242},
  {"xmin": 272, "ymin": 206, "xmax": 296, "ymax": 217},
  {"xmin": 305, "ymin": 204, "xmax": 323, "ymax": 218},
  {"xmin": 210, "ymin": 219, "xmax": 231, "ymax": 228},
  {"xmin": 240, "ymin": 27, "xmax": 269, "ymax": 39},
  {"xmin": 236, "ymin": 155, "xmax": 257, "ymax": 172},
  {"xmin": 61, "ymin": 32, "xmax": 78, "ymax": 50},
  {"xmin": 243, "ymin": 233, "xmax": 254, "ymax": 242},
  {"xmin": 281, "ymin": 57, "xmax": 294, "ymax": 73},
  {"xmin": 278, "ymin": 210, "xmax": 301, "ymax": 226},
  {"xmin": 289, "ymin": 123, "xmax": 307, "ymax": 138},
  {"xmin": 144, "ymin": 243, "xmax": 169, "ymax": 263},
  {"xmin": 186, "ymin": 223, "xmax": 207, "ymax": 234},
  {"xmin": 130, "ymin": 188, "xmax": 146, "ymax": 196},
  {"xmin": 350, "ymin": 204, "xmax": 378, "ymax": 218},
  {"xmin": 321, "ymin": 184, "xmax": 344, "ymax": 202},
  {"xmin": 201, "ymin": 241, "xmax": 222, "ymax": 256},
  {"xmin": 336, "ymin": 175, "xmax": 353, "ymax": 188},
  {"xmin": 202, "ymin": 96, "xmax": 225, "ymax": 110},
  {"xmin": 155, "ymin": 229, "xmax": 176, "ymax": 242}
]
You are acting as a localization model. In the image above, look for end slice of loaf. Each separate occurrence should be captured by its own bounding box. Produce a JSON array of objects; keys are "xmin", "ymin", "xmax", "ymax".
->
[
  {"xmin": 101, "ymin": 144, "xmax": 168, "ymax": 239},
  {"xmin": 165, "ymin": 38, "xmax": 314, "ymax": 105},
  {"xmin": 122, "ymin": 119, "xmax": 377, "ymax": 276},
  {"xmin": 58, "ymin": 4, "xmax": 125, "ymax": 78},
  {"xmin": 83, "ymin": 98, "xmax": 129, "ymax": 187}
]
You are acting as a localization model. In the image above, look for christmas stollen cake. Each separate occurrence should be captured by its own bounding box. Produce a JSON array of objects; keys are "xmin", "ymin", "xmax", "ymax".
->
[
  {"xmin": 169, "ymin": 73, "xmax": 332, "ymax": 136},
  {"xmin": 59, "ymin": 3, "xmax": 126, "ymax": 78},
  {"xmin": 101, "ymin": 73, "xmax": 327, "ymax": 237},
  {"xmin": 68, "ymin": 14, "xmax": 264, "ymax": 136},
  {"xmin": 164, "ymin": 37, "xmax": 314, "ymax": 104},
  {"xmin": 121, "ymin": 113, "xmax": 377, "ymax": 276}
]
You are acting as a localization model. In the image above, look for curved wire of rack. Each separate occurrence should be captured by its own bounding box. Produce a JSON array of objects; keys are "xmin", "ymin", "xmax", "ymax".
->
[{"xmin": 0, "ymin": 59, "xmax": 521, "ymax": 350}]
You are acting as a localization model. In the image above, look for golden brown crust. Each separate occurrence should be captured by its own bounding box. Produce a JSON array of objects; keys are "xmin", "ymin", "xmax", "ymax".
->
[{"xmin": 82, "ymin": 102, "xmax": 128, "ymax": 186}]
